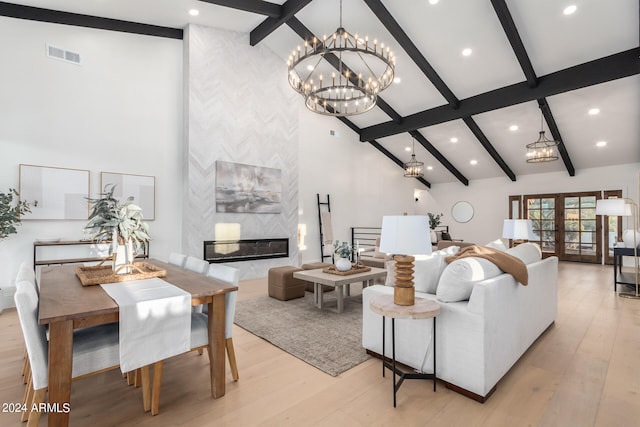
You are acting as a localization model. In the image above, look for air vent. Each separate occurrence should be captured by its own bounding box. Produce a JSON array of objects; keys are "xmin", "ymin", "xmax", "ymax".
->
[{"xmin": 46, "ymin": 44, "xmax": 81, "ymax": 65}]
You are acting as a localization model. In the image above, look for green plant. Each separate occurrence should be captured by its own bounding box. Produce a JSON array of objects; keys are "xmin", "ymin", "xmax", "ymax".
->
[
  {"xmin": 427, "ymin": 212, "xmax": 444, "ymax": 230},
  {"xmin": 333, "ymin": 240, "xmax": 352, "ymax": 258},
  {"xmin": 0, "ymin": 188, "xmax": 36, "ymax": 240},
  {"xmin": 84, "ymin": 184, "xmax": 150, "ymax": 251}
]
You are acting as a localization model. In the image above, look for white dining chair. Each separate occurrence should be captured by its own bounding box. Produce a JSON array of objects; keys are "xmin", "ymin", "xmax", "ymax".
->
[
  {"xmin": 150, "ymin": 264, "xmax": 240, "ymax": 415},
  {"xmin": 184, "ymin": 256, "xmax": 209, "ymax": 274},
  {"xmin": 168, "ymin": 252, "xmax": 187, "ymax": 268},
  {"xmin": 14, "ymin": 280, "xmax": 151, "ymax": 425}
]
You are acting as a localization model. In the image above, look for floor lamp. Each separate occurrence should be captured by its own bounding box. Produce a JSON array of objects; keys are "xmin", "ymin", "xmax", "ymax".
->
[
  {"xmin": 596, "ymin": 198, "xmax": 639, "ymax": 299},
  {"xmin": 379, "ymin": 215, "xmax": 431, "ymax": 306}
]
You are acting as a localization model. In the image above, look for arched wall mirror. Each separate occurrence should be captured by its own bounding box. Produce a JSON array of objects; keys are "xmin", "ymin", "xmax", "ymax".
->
[{"xmin": 451, "ymin": 201, "xmax": 474, "ymax": 223}]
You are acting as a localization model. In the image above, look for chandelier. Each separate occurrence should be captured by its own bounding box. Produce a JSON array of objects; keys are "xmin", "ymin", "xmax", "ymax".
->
[
  {"xmin": 287, "ymin": 0, "xmax": 395, "ymax": 116},
  {"xmin": 404, "ymin": 137, "xmax": 424, "ymax": 177},
  {"xmin": 526, "ymin": 109, "xmax": 559, "ymax": 163}
]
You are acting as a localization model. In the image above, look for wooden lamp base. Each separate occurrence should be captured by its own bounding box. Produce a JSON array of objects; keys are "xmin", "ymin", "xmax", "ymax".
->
[{"xmin": 393, "ymin": 255, "xmax": 415, "ymax": 306}]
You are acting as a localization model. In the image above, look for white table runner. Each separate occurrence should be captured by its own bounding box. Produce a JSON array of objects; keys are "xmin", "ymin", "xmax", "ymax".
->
[{"xmin": 101, "ymin": 278, "xmax": 191, "ymax": 372}]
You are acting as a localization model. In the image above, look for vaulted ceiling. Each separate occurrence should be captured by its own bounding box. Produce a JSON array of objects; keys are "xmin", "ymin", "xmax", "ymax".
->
[{"xmin": 2, "ymin": 0, "xmax": 638, "ymax": 187}]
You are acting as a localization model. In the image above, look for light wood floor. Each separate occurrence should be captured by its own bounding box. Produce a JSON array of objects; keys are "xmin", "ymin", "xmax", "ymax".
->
[{"xmin": 1, "ymin": 262, "xmax": 639, "ymax": 426}]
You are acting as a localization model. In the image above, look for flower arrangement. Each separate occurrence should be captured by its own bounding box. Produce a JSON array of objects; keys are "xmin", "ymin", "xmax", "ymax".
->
[
  {"xmin": 427, "ymin": 212, "xmax": 444, "ymax": 230},
  {"xmin": 84, "ymin": 184, "xmax": 150, "ymax": 252},
  {"xmin": 0, "ymin": 188, "xmax": 36, "ymax": 240},
  {"xmin": 333, "ymin": 240, "xmax": 352, "ymax": 259}
]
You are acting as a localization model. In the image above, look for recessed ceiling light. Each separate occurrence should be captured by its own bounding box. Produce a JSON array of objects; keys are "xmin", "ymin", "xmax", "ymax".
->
[
  {"xmin": 563, "ymin": 5, "xmax": 577, "ymax": 15},
  {"xmin": 429, "ymin": 0, "xmax": 439, "ymax": 5},
  {"xmin": 588, "ymin": 108, "xmax": 600, "ymax": 115},
  {"xmin": 393, "ymin": 77, "xmax": 401, "ymax": 84},
  {"xmin": 450, "ymin": 137, "xmax": 458, "ymax": 143},
  {"xmin": 189, "ymin": 9, "xmax": 200, "ymax": 16},
  {"xmin": 509, "ymin": 125, "xmax": 519, "ymax": 131},
  {"xmin": 427, "ymin": 166, "xmax": 434, "ymax": 170},
  {"xmin": 405, "ymin": 146, "xmax": 412, "ymax": 152},
  {"xmin": 470, "ymin": 159, "xmax": 478, "ymax": 165},
  {"xmin": 307, "ymin": 64, "xmax": 314, "ymax": 71},
  {"xmin": 596, "ymin": 141, "xmax": 607, "ymax": 147},
  {"xmin": 462, "ymin": 48, "xmax": 473, "ymax": 57}
]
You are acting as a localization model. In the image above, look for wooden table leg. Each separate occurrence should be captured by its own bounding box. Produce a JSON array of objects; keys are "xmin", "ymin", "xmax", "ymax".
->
[
  {"xmin": 208, "ymin": 295, "xmax": 226, "ymax": 398},
  {"xmin": 47, "ymin": 320, "xmax": 73, "ymax": 427}
]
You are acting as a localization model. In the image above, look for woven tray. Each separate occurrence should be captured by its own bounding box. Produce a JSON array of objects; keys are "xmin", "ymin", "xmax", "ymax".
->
[
  {"xmin": 322, "ymin": 264, "xmax": 371, "ymax": 276},
  {"xmin": 75, "ymin": 262, "xmax": 167, "ymax": 286}
]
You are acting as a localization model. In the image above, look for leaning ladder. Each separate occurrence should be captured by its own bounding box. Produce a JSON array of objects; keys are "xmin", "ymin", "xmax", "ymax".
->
[{"xmin": 317, "ymin": 194, "xmax": 333, "ymax": 263}]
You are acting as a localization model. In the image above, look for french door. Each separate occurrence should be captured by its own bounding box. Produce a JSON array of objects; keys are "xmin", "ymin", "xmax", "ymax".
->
[{"xmin": 523, "ymin": 192, "xmax": 602, "ymax": 263}]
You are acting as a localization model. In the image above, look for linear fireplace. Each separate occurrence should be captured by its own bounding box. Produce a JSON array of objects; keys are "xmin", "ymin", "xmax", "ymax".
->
[{"xmin": 203, "ymin": 238, "xmax": 289, "ymax": 263}]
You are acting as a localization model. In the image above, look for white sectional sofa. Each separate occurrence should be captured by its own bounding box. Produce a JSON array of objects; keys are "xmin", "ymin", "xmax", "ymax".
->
[{"xmin": 362, "ymin": 243, "xmax": 558, "ymax": 402}]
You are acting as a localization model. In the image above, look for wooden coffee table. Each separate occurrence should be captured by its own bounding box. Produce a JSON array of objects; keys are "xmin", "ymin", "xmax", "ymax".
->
[{"xmin": 293, "ymin": 267, "xmax": 387, "ymax": 313}]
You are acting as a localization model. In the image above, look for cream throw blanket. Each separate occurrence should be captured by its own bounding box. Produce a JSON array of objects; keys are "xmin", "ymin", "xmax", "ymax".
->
[{"xmin": 444, "ymin": 245, "xmax": 529, "ymax": 285}]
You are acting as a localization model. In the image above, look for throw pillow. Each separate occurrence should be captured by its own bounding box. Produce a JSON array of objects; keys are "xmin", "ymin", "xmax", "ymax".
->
[
  {"xmin": 413, "ymin": 254, "xmax": 447, "ymax": 294},
  {"xmin": 505, "ymin": 242, "xmax": 542, "ymax": 264},
  {"xmin": 485, "ymin": 239, "xmax": 507, "ymax": 251},
  {"xmin": 441, "ymin": 231, "xmax": 452, "ymax": 241},
  {"xmin": 436, "ymin": 257, "xmax": 502, "ymax": 302}
]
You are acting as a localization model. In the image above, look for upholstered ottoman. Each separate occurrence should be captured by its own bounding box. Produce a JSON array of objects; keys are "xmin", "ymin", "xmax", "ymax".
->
[
  {"xmin": 301, "ymin": 262, "xmax": 334, "ymax": 293},
  {"xmin": 268, "ymin": 266, "xmax": 306, "ymax": 301}
]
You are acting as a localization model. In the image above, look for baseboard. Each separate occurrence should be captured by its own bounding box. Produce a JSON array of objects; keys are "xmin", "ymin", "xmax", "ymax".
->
[{"xmin": 365, "ymin": 349, "xmax": 493, "ymax": 403}]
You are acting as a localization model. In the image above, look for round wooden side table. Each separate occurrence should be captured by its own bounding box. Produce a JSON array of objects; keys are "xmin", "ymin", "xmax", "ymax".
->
[{"xmin": 369, "ymin": 294, "xmax": 440, "ymax": 407}]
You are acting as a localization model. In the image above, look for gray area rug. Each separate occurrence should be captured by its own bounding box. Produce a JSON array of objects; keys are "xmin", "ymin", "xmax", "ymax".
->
[{"xmin": 234, "ymin": 290, "xmax": 370, "ymax": 377}]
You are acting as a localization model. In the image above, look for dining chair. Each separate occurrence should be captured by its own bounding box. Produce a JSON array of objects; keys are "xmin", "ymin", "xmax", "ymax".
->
[
  {"xmin": 184, "ymin": 256, "xmax": 209, "ymax": 275},
  {"xmin": 185, "ymin": 256, "xmax": 212, "ymax": 313},
  {"xmin": 14, "ymin": 280, "xmax": 152, "ymax": 425},
  {"xmin": 149, "ymin": 264, "xmax": 240, "ymax": 416},
  {"xmin": 168, "ymin": 252, "xmax": 187, "ymax": 268}
]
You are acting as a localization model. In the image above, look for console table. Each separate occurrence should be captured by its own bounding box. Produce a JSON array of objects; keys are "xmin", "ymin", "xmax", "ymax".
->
[
  {"xmin": 33, "ymin": 240, "xmax": 149, "ymax": 267},
  {"xmin": 613, "ymin": 246, "xmax": 639, "ymax": 292}
]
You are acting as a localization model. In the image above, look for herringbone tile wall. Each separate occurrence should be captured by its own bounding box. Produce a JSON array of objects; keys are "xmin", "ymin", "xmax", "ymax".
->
[{"xmin": 184, "ymin": 25, "xmax": 299, "ymax": 279}]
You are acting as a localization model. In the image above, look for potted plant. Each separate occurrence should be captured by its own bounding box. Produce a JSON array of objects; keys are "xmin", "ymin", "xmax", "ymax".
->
[
  {"xmin": 0, "ymin": 188, "xmax": 36, "ymax": 240},
  {"xmin": 427, "ymin": 212, "xmax": 443, "ymax": 230},
  {"xmin": 333, "ymin": 240, "xmax": 353, "ymax": 272},
  {"xmin": 84, "ymin": 184, "xmax": 150, "ymax": 274}
]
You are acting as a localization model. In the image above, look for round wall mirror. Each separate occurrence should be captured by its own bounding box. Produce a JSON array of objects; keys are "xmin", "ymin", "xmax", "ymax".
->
[{"xmin": 451, "ymin": 201, "xmax": 474, "ymax": 223}]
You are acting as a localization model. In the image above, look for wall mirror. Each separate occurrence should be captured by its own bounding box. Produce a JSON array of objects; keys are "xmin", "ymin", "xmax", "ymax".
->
[{"xmin": 451, "ymin": 201, "xmax": 474, "ymax": 223}]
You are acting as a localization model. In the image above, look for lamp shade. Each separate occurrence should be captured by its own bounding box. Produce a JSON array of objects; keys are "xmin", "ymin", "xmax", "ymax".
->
[
  {"xmin": 379, "ymin": 215, "xmax": 431, "ymax": 255},
  {"xmin": 595, "ymin": 199, "xmax": 632, "ymax": 216},
  {"xmin": 502, "ymin": 219, "xmax": 534, "ymax": 240}
]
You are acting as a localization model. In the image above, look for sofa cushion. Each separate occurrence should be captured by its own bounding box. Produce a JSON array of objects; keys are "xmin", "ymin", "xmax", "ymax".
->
[
  {"xmin": 505, "ymin": 242, "xmax": 542, "ymax": 264},
  {"xmin": 413, "ymin": 254, "xmax": 447, "ymax": 294},
  {"xmin": 436, "ymin": 257, "xmax": 503, "ymax": 302},
  {"xmin": 485, "ymin": 239, "xmax": 507, "ymax": 251}
]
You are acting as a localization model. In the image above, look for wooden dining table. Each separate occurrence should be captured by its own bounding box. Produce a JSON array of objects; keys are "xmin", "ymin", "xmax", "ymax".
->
[{"xmin": 38, "ymin": 259, "xmax": 238, "ymax": 427}]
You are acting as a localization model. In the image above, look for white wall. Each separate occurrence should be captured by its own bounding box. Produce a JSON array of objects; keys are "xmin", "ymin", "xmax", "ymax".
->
[
  {"xmin": 0, "ymin": 17, "xmax": 183, "ymax": 307},
  {"xmin": 297, "ymin": 110, "xmax": 427, "ymax": 264}
]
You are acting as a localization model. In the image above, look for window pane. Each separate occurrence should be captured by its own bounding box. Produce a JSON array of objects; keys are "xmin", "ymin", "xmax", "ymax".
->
[
  {"xmin": 581, "ymin": 196, "xmax": 596, "ymax": 208},
  {"xmin": 527, "ymin": 198, "xmax": 540, "ymax": 209},
  {"xmin": 542, "ymin": 220, "xmax": 555, "ymax": 231},
  {"xmin": 542, "ymin": 198, "xmax": 555, "ymax": 208},
  {"xmin": 565, "ymin": 208, "xmax": 579, "ymax": 221},
  {"xmin": 565, "ymin": 231, "xmax": 579, "ymax": 243},
  {"xmin": 581, "ymin": 220, "xmax": 596, "ymax": 231},
  {"xmin": 565, "ymin": 197, "xmax": 579, "ymax": 208},
  {"xmin": 581, "ymin": 208, "xmax": 595, "ymax": 220}
]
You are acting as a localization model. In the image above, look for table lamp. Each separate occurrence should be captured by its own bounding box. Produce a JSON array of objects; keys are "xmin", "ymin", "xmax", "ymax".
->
[
  {"xmin": 596, "ymin": 198, "xmax": 639, "ymax": 299},
  {"xmin": 379, "ymin": 215, "xmax": 431, "ymax": 306},
  {"xmin": 502, "ymin": 219, "xmax": 534, "ymax": 246}
]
